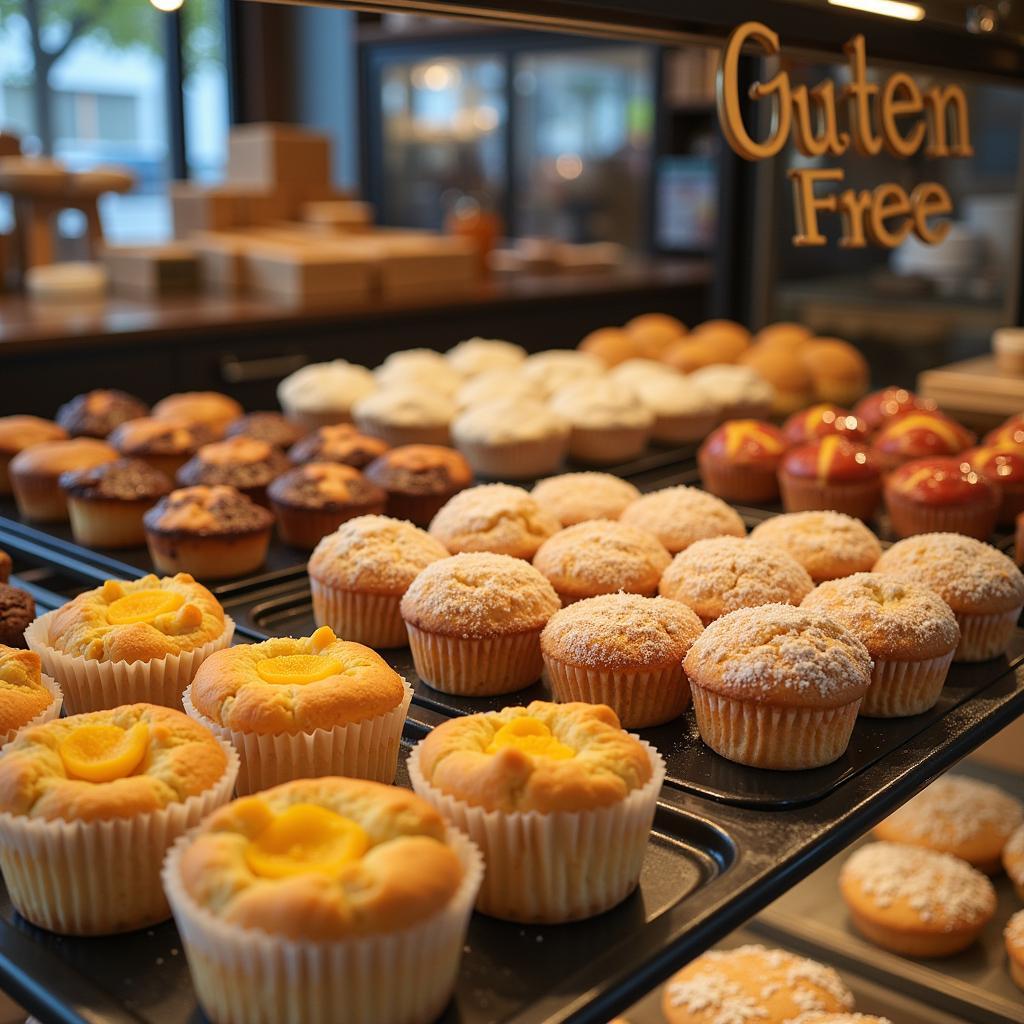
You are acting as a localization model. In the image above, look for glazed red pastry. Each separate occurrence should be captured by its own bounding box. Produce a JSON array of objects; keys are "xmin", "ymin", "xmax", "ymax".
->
[
  {"xmin": 698, "ymin": 419, "xmax": 788, "ymax": 503},
  {"xmin": 984, "ymin": 417, "xmax": 1024, "ymax": 451},
  {"xmin": 871, "ymin": 411, "xmax": 975, "ymax": 471},
  {"xmin": 782, "ymin": 403, "xmax": 869, "ymax": 445},
  {"xmin": 884, "ymin": 457, "xmax": 1000, "ymax": 540},
  {"xmin": 778, "ymin": 436, "xmax": 882, "ymax": 520},
  {"xmin": 961, "ymin": 445, "xmax": 1024, "ymax": 525},
  {"xmin": 854, "ymin": 387, "xmax": 937, "ymax": 432}
]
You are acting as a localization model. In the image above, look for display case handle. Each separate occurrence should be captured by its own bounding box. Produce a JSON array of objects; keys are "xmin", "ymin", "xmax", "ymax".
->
[{"xmin": 220, "ymin": 354, "xmax": 308, "ymax": 384}]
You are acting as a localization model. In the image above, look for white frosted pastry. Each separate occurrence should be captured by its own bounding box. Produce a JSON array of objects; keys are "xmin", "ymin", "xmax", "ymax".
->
[
  {"xmin": 517, "ymin": 350, "xmax": 605, "ymax": 397},
  {"xmin": 452, "ymin": 398, "xmax": 570, "ymax": 479},
  {"xmin": 374, "ymin": 349, "xmax": 463, "ymax": 396},
  {"xmin": 446, "ymin": 338, "xmax": 527, "ymax": 377},
  {"xmin": 352, "ymin": 387, "xmax": 456, "ymax": 447},
  {"xmin": 456, "ymin": 371, "xmax": 537, "ymax": 411},
  {"xmin": 628, "ymin": 372, "xmax": 721, "ymax": 443},
  {"xmin": 549, "ymin": 378, "xmax": 652, "ymax": 464},
  {"xmin": 277, "ymin": 360, "xmax": 377, "ymax": 428},
  {"xmin": 687, "ymin": 364, "xmax": 774, "ymax": 419}
]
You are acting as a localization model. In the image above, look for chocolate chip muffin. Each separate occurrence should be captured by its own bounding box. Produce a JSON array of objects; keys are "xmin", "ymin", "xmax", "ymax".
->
[
  {"xmin": 109, "ymin": 417, "xmax": 217, "ymax": 480},
  {"xmin": 0, "ymin": 549, "xmax": 10, "ymax": 584},
  {"xmin": 143, "ymin": 485, "xmax": 274, "ymax": 581},
  {"xmin": 55, "ymin": 390, "xmax": 150, "ymax": 439},
  {"xmin": 224, "ymin": 412, "xmax": 306, "ymax": 451},
  {"xmin": 176, "ymin": 437, "xmax": 290, "ymax": 507},
  {"xmin": 288, "ymin": 423, "xmax": 390, "ymax": 469},
  {"xmin": 0, "ymin": 583, "xmax": 35, "ymax": 648},
  {"xmin": 268, "ymin": 463, "xmax": 387, "ymax": 549},
  {"xmin": 364, "ymin": 445, "xmax": 474, "ymax": 526},
  {"xmin": 60, "ymin": 459, "xmax": 172, "ymax": 549}
]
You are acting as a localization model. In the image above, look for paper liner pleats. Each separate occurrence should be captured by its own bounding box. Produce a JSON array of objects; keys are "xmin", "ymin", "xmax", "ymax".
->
[
  {"xmin": 697, "ymin": 459, "xmax": 779, "ymax": 504},
  {"xmin": 408, "ymin": 741, "xmax": 664, "ymax": 923},
  {"xmin": 24, "ymin": 611, "xmax": 235, "ymax": 715},
  {"xmin": 954, "ymin": 606, "xmax": 1021, "ymax": 662},
  {"xmin": 885, "ymin": 495, "xmax": 998, "ymax": 543},
  {"xmin": 690, "ymin": 686, "xmax": 860, "ymax": 770},
  {"xmin": 0, "ymin": 740, "xmax": 238, "ymax": 936},
  {"xmin": 183, "ymin": 680, "xmax": 412, "ymax": 796},
  {"xmin": 779, "ymin": 475, "xmax": 882, "ymax": 520},
  {"xmin": 310, "ymin": 579, "xmax": 407, "ymax": 648},
  {"xmin": 161, "ymin": 826, "xmax": 484, "ymax": 1024},
  {"xmin": 0, "ymin": 674, "xmax": 63, "ymax": 748},
  {"xmin": 859, "ymin": 649, "xmax": 955, "ymax": 717}
]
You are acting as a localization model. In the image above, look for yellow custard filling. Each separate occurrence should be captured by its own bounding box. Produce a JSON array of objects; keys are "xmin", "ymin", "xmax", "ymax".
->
[
  {"xmin": 256, "ymin": 654, "xmax": 344, "ymax": 686},
  {"xmin": 106, "ymin": 588, "xmax": 185, "ymax": 625},
  {"xmin": 487, "ymin": 717, "xmax": 575, "ymax": 760},
  {"xmin": 59, "ymin": 722, "xmax": 150, "ymax": 782},
  {"xmin": 244, "ymin": 803, "xmax": 370, "ymax": 878}
]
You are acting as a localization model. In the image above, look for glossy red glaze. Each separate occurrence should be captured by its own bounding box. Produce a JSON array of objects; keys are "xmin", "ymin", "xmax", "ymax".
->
[
  {"xmin": 961, "ymin": 446, "xmax": 1024, "ymax": 485},
  {"xmin": 885, "ymin": 457, "xmax": 1000, "ymax": 507},
  {"xmin": 781, "ymin": 437, "xmax": 881, "ymax": 482},
  {"xmin": 699, "ymin": 419, "xmax": 788, "ymax": 465},
  {"xmin": 782, "ymin": 404, "xmax": 869, "ymax": 444},
  {"xmin": 871, "ymin": 411, "xmax": 975, "ymax": 462},
  {"xmin": 854, "ymin": 388, "xmax": 937, "ymax": 431},
  {"xmin": 983, "ymin": 421, "xmax": 1024, "ymax": 450}
]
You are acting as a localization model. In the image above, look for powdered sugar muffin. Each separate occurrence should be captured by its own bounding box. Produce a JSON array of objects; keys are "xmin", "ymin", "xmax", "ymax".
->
[
  {"xmin": 374, "ymin": 348, "xmax": 463, "ymax": 396},
  {"xmin": 0, "ymin": 646, "xmax": 62, "ymax": 746},
  {"xmin": 872, "ymin": 774, "xmax": 1024, "ymax": 873},
  {"xmin": 532, "ymin": 520, "xmax": 670, "ymax": 603},
  {"xmin": 548, "ymin": 378, "xmax": 653, "ymax": 464},
  {"xmin": 541, "ymin": 594, "xmax": 702, "ymax": 726},
  {"xmin": 452, "ymin": 398, "xmax": 570, "ymax": 479},
  {"xmin": 517, "ymin": 349, "xmax": 604, "ymax": 398},
  {"xmin": 408, "ymin": 700, "xmax": 663, "ymax": 921},
  {"xmin": 400, "ymin": 553, "xmax": 560, "ymax": 695},
  {"xmin": 1005, "ymin": 824, "xmax": 1024, "ymax": 899},
  {"xmin": 839, "ymin": 842, "xmax": 996, "ymax": 957},
  {"xmin": 620, "ymin": 485, "xmax": 746, "ymax": 555},
  {"xmin": 873, "ymin": 534, "xmax": 1024, "ymax": 661},
  {"xmin": 659, "ymin": 536, "xmax": 813, "ymax": 625},
  {"xmin": 446, "ymin": 337, "xmax": 526, "ymax": 377},
  {"xmin": 429, "ymin": 483, "xmax": 560, "ymax": 559},
  {"xmin": 627, "ymin": 370, "xmax": 720, "ymax": 444},
  {"xmin": 661, "ymin": 945, "xmax": 854, "ymax": 1024},
  {"xmin": 531, "ymin": 472, "xmax": 640, "ymax": 526},
  {"xmin": 308, "ymin": 515, "xmax": 450, "ymax": 648},
  {"xmin": 802, "ymin": 574, "xmax": 960, "ymax": 717},
  {"xmin": 352, "ymin": 387, "xmax": 456, "ymax": 448},
  {"xmin": 684, "ymin": 604, "xmax": 872, "ymax": 769},
  {"xmin": 1007, "ymin": 910, "xmax": 1024, "ymax": 991},
  {"xmin": 749, "ymin": 511, "xmax": 882, "ymax": 583},
  {"xmin": 277, "ymin": 360, "xmax": 377, "ymax": 429}
]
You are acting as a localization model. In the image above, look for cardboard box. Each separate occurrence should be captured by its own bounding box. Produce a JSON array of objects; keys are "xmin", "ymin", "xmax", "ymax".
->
[
  {"xmin": 191, "ymin": 231, "xmax": 259, "ymax": 294},
  {"xmin": 243, "ymin": 242, "xmax": 375, "ymax": 305},
  {"xmin": 104, "ymin": 243, "xmax": 199, "ymax": 297},
  {"xmin": 169, "ymin": 183, "xmax": 297, "ymax": 239},
  {"xmin": 301, "ymin": 200, "xmax": 374, "ymax": 233},
  {"xmin": 226, "ymin": 122, "xmax": 332, "ymax": 193},
  {"xmin": 368, "ymin": 235, "xmax": 480, "ymax": 300}
]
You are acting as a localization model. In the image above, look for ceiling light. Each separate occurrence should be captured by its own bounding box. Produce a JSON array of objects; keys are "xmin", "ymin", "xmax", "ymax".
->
[{"xmin": 828, "ymin": 0, "xmax": 925, "ymax": 21}]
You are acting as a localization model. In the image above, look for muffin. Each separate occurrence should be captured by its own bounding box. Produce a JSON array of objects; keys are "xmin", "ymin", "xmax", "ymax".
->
[
  {"xmin": 25, "ymin": 573, "xmax": 232, "ymax": 713},
  {"xmin": 363, "ymin": 444, "xmax": 473, "ymax": 526},
  {"xmin": 871, "ymin": 411, "xmax": 975, "ymax": 471},
  {"xmin": 749, "ymin": 511, "xmax": 882, "ymax": 583},
  {"xmin": 374, "ymin": 348, "xmax": 463, "ymax": 397},
  {"xmin": 783, "ymin": 404, "xmax": 869, "ymax": 445},
  {"xmin": 0, "ymin": 703, "xmax": 237, "ymax": 934},
  {"xmin": 0, "ymin": 549, "xmax": 10, "ymax": 584},
  {"xmin": 0, "ymin": 646, "xmax": 62, "ymax": 746},
  {"xmin": 288, "ymin": 422, "xmax": 390, "ymax": 468},
  {"xmin": 176, "ymin": 436, "xmax": 290, "ymax": 507},
  {"xmin": 517, "ymin": 349, "xmax": 604, "ymax": 398},
  {"xmin": 1007, "ymin": 912, "xmax": 1024, "ymax": 992},
  {"xmin": 224, "ymin": 411, "xmax": 306, "ymax": 451},
  {"xmin": 277, "ymin": 359, "xmax": 377, "ymax": 429},
  {"xmin": 687, "ymin": 365, "xmax": 774, "ymax": 420},
  {"xmin": 683, "ymin": 604, "xmax": 872, "ymax": 770},
  {"xmin": 541, "ymin": 594, "xmax": 702, "ymax": 726},
  {"xmin": 802, "ymin": 574, "xmax": 960, "ymax": 717},
  {"xmin": 352, "ymin": 387, "xmax": 456, "ymax": 448},
  {"xmin": 185, "ymin": 626, "xmax": 412, "ymax": 794},
  {"xmin": 452, "ymin": 398, "xmax": 570, "ymax": 479},
  {"xmin": 740, "ymin": 345, "xmax": 816, "ymax": 415},
  {"xmin": 884, "ymin": 457, "xmax": 1000, "ymax": 540},
  {"xmin": 627, "ymin": 369, "xmax": 721, "ymax": 444},
  {"xmin": 60, "ymin": 458, "xmax": 173, "ymax": 549},
  {"xmin": 455, "ymin": 370, "xmax": 537, "ymax": 411},
  {"xmin": 401, "ymin": 552, "xmax": 560, "ymax": 695},
  {"xmin": 429, "ymin": 483, "xmax": 560, "ymax": 559},
  {"xmin": 961, "ymin": 444, "xmax": 1024, "ymax": 525},
  {"xmin": 532, "ymin": 520, "xmax": 670, "ymax": 603},
  {"xmin": 620, "ymin": 485, "xmax": 746, "ymax": 555},
  {"xmin": 662, "ymin": 945, "xmax": 853, "ymax": 1024},
  {"xmin": 408, "ymin": 700, "xmax": 663, "ymax": 921},
  {"xmin": 0, "ymin": 415, "xmax": 68, "ymax": 494},
  {"xmin": 578, "ymin": 326, "xmax": 637, "ymax": 367},
  {"xmin": 698, "ymin": 419, "xmax": 789, "ymax": 503},
  {"xmin": 309, "ymin": 515, "xmax": 449, "ymax": 648},
  {"xmin": 531, "ymin": 472, "xmax": 640, "ymax": 526},
  {"xmin": 839, "ymin": 842, "xmax": 996, "ymax": 957},
  {"xmin": 779, "ymin": 438, "xmax": 884, "ymax": 520},
  {"xmin": 446, "ymin": 336, "xmax": 526, "ymax": 377},
  {"xmin": 143, "ymin": 486, "xmax": 274, "ymax": 581},
  {"xmin": 688, "ymin": 319, "xmax": 752, "ymax": 361},
  {"xmin": 801, "ymin": 339, "xmax": 870, "ymax": 406},
  {"xmin": 0, "ymin": 584, "xmax": 35, "ymax": 649},
  {"xmin": 659, "ymin": 536, "xmax": 813, "ymax": 625},
  {"xmin": 874, "ymin": 533, "xmax": 1024, "ymax": 661},
  {"xmin": 55, "ymin": 389, "xmax": 149, "ymax": 439},
  {"xmin": 268, "ymin": 463, "xmax": 387, "ymax": 549},
  {"xmin": 152, "ymin": 391, "xmax": 244, "ymax": 437},
  {"xmin": 754, "ymin": 322, "xmax": 813, "ymax": 351},
  {"xmin": 660, "ymin": 338, "xmax": 721, "ymax": 374},
  {"xmin": 625, "ymin": 311, "xmax": 686, "ymax": 358},
  {"xmin": 162, "ymin": 778, "xmax": 482, "ymax": 1024},
  {"xmin": 109, "ymin": 416, "xmax": 216, "ymax": 479},
  {"xmin": 854, "ymin": 387, "xmax": 937, "ymax": 432},
  {"xmin": 549, "ymin": 378, "xmax": 653, "ymax": 464},
  {"xmin": 9, "ymin": 438, "xmax": 118, "ymax": 522},
  {"xmin": 872, "ymin": 774, "xmax": 1024, "ymax": 872},
  {"xmin": 1005, "ymin": 824, "xmax": 1024, "ymax": 899},
  {"xmin": 985, "ymin": 418, "xmax": 1024, "ymax": 449}
]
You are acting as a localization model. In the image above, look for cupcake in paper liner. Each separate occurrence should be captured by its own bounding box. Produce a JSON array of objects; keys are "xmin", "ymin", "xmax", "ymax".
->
[
  {"xmin": 162, "ymin": 777, "xmax": 483, "ymax": 1024},
  {"xmin": 0, "ymin": 646, "xmax": 63, "ymax": 748},
  {"xmin": 24, "ymin": 573, "xmax": 233, "ymax": 714},
  {"xmin": 0, "ymin": 703, "xmax": 238, "ymax": 935},
  {"xmin": 184, "ymin": 626, "xmax": 411, "ymax": 795},
  {"xmin": 408, "ymin": 699, "xmax": 665, "ymax": 923}
]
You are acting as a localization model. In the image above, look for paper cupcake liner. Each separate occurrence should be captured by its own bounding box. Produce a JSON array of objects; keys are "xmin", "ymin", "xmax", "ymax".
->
[
  {"xmin": 690, "ymin": 686, "xmax": 860, "ymax": 770},
  {"xmin": 408, "ymin": 740, "xmax": 664, "ymax": 923},
  {"xmin": 455, "ymin": 437, "xmax": 568, "ymax": 480},
  {"xmin": 282, "ymin": 408, "xmax": 355, "ymax": 430},
  {"xmin": 697, "ymin": 457, "xmax": 780, "ymax": 504},
  {"xmin": 954, "ymin": 606, "xmax": 1022, "ymax": 662},
  {"xmin": 859, "ymin": 649, "xmax": 955, "ymax": 718},
  {"xmin": 885, "ymin": 492, "xmax": 999, "ymax": 542},
  {"xmin": 779, "ymin": 475, "xmax": 882, "ymax": 520},
  {"xmin": 310, "ymin": 579, "xmax": 407, "ymax": 648},
  {"xmin": 650, "ymin": 411, "xmax": 719, "ymax": 445},
  {"xmin": 406, "ymin": 624, "xmax": 544, "ymax": 696},
  {"xmin": 182, "ymin": 679, "xmax": 412, "ymax": 797},
  {"xmin": 0, "ymin": 673, "xmax": 63, "ymax": 749},
  {"xmin": 161, "ymin": 825, "xmax": 484, "ymax": 1024},
  {"xmin": 0, "ymin": 739, "xmax": 238, "ymax": 936},
  {"xmin": 353, "ymin": 419, "xmax": 451, "ymax": 449},
  {"xmin": 542, "ymin": 655, "xmax": 690, "ymax": 728},
  {"xmin": 996, "ymin": 483, "xmax": 1024, "ymax": 527},
  {"xmin": 567, "ymin": 425, "xmax": 650, "ymax": 466},
  {"xmin": 24, "ymin": 611, "xmax": 235, "ymax": 715}
]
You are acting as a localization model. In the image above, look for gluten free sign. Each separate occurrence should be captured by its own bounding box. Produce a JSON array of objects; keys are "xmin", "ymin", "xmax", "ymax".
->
[{"xmin": 717, "ymin": 22, "xmax": 972, "ymax": 248}]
